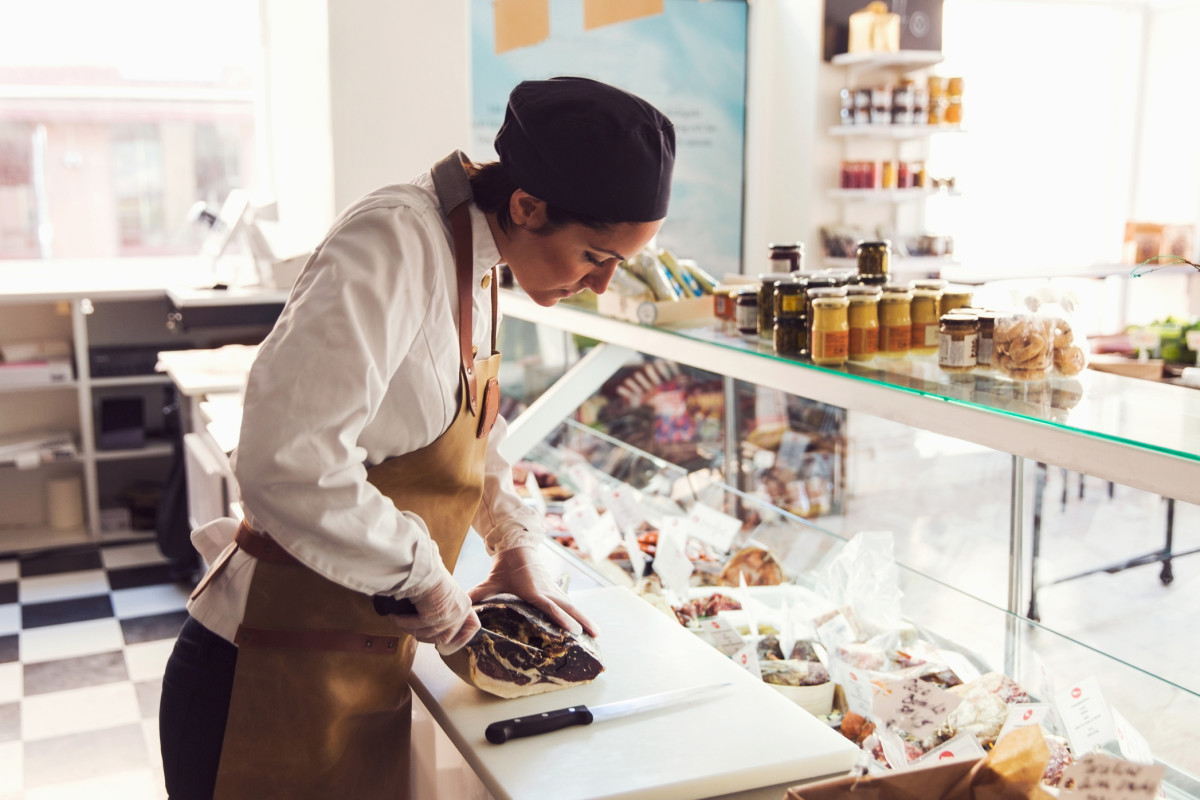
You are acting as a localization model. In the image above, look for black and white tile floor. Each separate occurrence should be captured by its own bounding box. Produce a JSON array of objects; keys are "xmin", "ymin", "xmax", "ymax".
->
[{"xmin": 0, "ymin": 539, "xmax": 188, "ymax": 799}]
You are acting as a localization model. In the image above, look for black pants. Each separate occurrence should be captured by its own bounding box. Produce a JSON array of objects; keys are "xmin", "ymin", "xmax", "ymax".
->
[{"xmin": 159, "ymin": 615, "xmax": 238, "ymax": 799}]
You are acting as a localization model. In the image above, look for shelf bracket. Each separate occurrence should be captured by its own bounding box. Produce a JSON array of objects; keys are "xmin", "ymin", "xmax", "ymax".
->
[{"xmin": 499, "ymin": 342, "xmax": 636, "ymax": 464}]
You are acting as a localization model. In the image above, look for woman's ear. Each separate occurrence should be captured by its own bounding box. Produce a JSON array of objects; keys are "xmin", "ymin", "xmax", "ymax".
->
[{"xmin": 509, "ymin": 190, "xmax": 548, "ymax": 231}]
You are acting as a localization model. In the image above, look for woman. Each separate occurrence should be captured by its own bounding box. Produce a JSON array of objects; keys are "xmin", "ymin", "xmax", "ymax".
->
[{"xmin": 159, "ymin": 76, "xmax": 675, "ymax": 799}]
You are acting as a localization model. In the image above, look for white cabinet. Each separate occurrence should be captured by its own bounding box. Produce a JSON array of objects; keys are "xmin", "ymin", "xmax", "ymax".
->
[{"xmin": 0, "ymin": 258, "xmax": 275, "ymax": 553}]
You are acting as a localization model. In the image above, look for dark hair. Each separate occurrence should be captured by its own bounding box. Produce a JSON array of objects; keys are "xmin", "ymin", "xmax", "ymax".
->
[{"xmin": 467, "ymin": 161, "xmax": 620, "ymax": 234}]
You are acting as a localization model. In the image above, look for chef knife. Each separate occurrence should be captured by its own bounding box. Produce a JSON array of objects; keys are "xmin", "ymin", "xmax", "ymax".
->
[{"xmin": 485, "ymin": 682, "xmax": 732, "ymax": 744}]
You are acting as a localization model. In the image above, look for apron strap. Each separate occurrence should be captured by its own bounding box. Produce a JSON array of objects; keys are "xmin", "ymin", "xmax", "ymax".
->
[{"xmin": 431, "ymin": 150, "xmax": 493, "ymax": 416}]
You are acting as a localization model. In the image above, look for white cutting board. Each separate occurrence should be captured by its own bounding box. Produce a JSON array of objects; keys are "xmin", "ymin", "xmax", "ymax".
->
[{"xmin": 410, "ymin": 585, "xmax": 859, "ymax": 800}]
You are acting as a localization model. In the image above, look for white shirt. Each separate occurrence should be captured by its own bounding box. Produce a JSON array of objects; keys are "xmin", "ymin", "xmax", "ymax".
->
[{"xmin": 188, "ymin": 168, "xmax": 542, "ymax": 642}]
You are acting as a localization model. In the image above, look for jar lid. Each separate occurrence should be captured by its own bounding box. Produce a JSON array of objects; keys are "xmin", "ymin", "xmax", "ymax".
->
[
  {"xmin": 857, "ymin": 240, "xmax": 892, "ymax": 250},
  {"xmin": 882, "ymin": 281, "xmax": 914, "ymax": 293},
  {"xmin": 855, "ymin": 274, "xmax": 889, "ymax": 286},
  {"xmin": 735, "ymin": 286, "xmax": 759, "ymax": 297},
  {"xmin": 809, "ymin": 286, "xmax": 848, "ymax": 298},
  {"xmin": 913, "ymin": 279, "xmax": 948, "ymax": 290},
  {"xmin": 768, "ymin": 242, "xmax": 804, "ymax": 251},
  {"xmin": 805, "ymin": 275, "xmax": 841, "ymax": 289},
  {"xmin": 758, "ymin": 272, "xmax": 790, "ymax": 282},
  {"xmin": 846, "ymin": 284, "xmax": 882, "ymax": 297},
  {"xmin": 776, "ymin": 280, "xmax": 807, "ymax": 292},
  {"xmin": 941, "ymin": 313, "xmax": 979, "ymax": 326}
]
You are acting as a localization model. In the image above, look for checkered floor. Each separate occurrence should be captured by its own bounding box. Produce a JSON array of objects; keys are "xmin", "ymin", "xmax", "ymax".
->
[{"xmin": 0, "ymin": 538, "xmax": 193, "ymax": 800}]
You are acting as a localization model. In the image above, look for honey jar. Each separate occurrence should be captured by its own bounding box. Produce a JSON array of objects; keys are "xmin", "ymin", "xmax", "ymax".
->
[{"xmin": 939, "ymin": 284, "xmax": 974, "ymax": 317}]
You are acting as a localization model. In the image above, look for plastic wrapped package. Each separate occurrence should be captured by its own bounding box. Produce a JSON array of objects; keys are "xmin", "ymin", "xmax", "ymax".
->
[{"xmin": 993, "ymin": 313, "xmax": 1054, "ymax": 381}]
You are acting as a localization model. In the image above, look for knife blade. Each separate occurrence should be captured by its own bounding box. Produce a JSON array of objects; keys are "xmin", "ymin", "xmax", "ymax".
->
[{"xmin": 484, "ymin": 682, "xmax": 732, "ymax": 744}]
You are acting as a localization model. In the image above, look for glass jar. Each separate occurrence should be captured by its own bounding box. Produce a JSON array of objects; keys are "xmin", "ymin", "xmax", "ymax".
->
[
  {"xmin": 804, "ymin": 274, "xmax": 842, "ymax": 331},
  {"xmin": 939, "ymin": 284, "xmax": 974, "ymax": 317},
  {"xmin": 712, "ymin": 284, "xmax": 738, "ymax": 334},
  {"xmin": 735, "ymin": 288, "xmax": 759, "ymax": 339},
  {"xmin": 809, "ymin": 288, "xmax": 849, "ymax": 366},
  {"xmin": 974, "ymin": 310, "xmax": 997, "ymax": 367},
  {"xmin": 768, "ymin": 242, "xmax": 804, "ymax": 274},
  {"xmin": 856, "ymin": 240, "xmax": 891, "ymax": 279},
  {"xmin": 938, "ymin": 313, "xmax": 979, "ymax": 373},
  {"xmin": 757, "ymin": 274, "xmax": 788, "ymax": 340},
  {"xmin": 910, "ymin": 279, "xmax": 947, "ymax": 356},
  {"xmin": 878, "ymin": 284, "xmax": 913, "ymax": 357},
  {"xmin": 846, "ymin": 284, "xmax": 881, "ymax": 362},
  {"xmin": 774, "ymin": 278, "xmax": 807, "ymax": 321},
  {"xmin": 773, "ymin": 317, "xmax": 804, "ymax": 357}
]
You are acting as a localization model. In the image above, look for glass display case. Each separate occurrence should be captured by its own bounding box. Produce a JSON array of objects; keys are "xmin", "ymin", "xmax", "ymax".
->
[{"xmin": 493, "ymin": 288, "xmax": 1200, "ymax": 794}]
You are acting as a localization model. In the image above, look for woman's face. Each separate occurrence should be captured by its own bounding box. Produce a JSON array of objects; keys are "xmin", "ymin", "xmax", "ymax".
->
[{"xmin": 492, "ymin": 191, "xmax": 664, "ymax": 308}]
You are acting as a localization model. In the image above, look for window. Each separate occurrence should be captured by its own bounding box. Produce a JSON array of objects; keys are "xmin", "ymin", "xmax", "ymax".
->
[{"xmin": 0, "ymin": 0, "xmax": 261, "ymax": 260}]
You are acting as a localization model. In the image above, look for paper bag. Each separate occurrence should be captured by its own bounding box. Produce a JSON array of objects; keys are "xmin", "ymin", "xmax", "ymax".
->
[
  {"xmin": 785, "ymin": 727, "xmax": 1055, "ymax": 800},
  {"xmin": 848, "ymin": 1, "xmax": 900, "ymax": 53}
]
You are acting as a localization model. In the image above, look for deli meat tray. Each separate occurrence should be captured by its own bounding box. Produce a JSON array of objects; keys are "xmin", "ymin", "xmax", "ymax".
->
[{"xmin": 411, "ymin": 585, "xmax": 859, "ymax": 800}]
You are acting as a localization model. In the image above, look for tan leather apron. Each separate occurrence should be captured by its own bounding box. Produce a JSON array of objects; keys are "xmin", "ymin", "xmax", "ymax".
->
[{"xmin": 204, "ymin": 151, "xmax": 502, "ymax": 800}]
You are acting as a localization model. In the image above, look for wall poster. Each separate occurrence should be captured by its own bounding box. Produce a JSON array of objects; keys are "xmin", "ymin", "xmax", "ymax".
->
[{"xmin": 470, "ymin": 0, "xmax": 748, "ymax": 277}]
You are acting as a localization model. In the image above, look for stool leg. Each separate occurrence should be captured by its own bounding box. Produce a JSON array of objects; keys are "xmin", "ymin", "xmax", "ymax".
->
[
  {"xmin": 1060, "ymin": 468, "xmax": 1068, "ymax": 512},
  {"xmin": 1161, "ymin": 498, "xmax": 1175, "ymax": 586}
]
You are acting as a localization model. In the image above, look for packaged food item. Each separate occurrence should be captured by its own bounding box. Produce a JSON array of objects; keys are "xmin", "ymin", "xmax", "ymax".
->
[
  {"xmin": 973, "ymin": 310, "xmax": 997, "ymax": 367},
  {"xmin": 768, "ymin": 242, "xmax": 805, "ymax": 273},
  {"xmin": 810, "ymin": 288, "xmax": 850, "ymax": 366},
  {"xmin": 735, "ymin": 287, "xmax": 759, "ymax": 339},
  {"xmin": 774, "ymin": 317, "xmax": 804, "ymax": 357},
  {"xmin": 856, "ymin": 240, "xmax": 891, "ymax": 279},
  {"xmin": 758, "ymin": 273, "xmax": 790, "ymax": 340},
  {"xmin": 939, "ymin": 284, "xmax": 974, "ymax": 316},
  {"xmin": 910, "ymin": 279, "xmax": 946, "ymax": 356},
  {"xmin": 847, "ymin": 284, "xmax": 881, "ymax": 362},
  {"xmin": 994, "ymin": 313, "xmax": 1054, "ymax": 381},
  {"xmin": 878, "ymin": 284, "xmax": 913, "ymax": 357},
  {"xmin": 938, "ymin": 313, "xmax": 979, "ymax": 373}
]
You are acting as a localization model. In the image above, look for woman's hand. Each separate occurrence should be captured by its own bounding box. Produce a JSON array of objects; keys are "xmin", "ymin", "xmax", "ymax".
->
[
  {"xmin": 386, "ymin": 566, "xmax": 480, "ymax": 654},
  {"xmin": 469, "ymin": 545, "xmax": 598, "ymax": 637}
]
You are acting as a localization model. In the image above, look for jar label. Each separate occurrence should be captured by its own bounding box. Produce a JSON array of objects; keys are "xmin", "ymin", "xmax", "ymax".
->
[
  {"xmin": 736, "ymin": 305, "xmax": 757, "ymax": 330},
  {"xmin": 939, "ymin": 332, "xmax": 978, "ymax": 367},
  {"xmin": 912, "ymin": 321, "xmax": 939, "ymax": 348},
  {"xmin": 781, "ymin": 295, "xmax": 803, "ymax": 314},
  {"xmin": 814, "ymin": 329, "xmax": 849, "ymax": 360},
  {"xmin": 849, "ymin": 326, "xmax": 879, "ymax": 356},
  {"xmin": 881, "ymin": 325, "xmax": 911, "ymax": 352},
  {"xmin": 977, "ymin": 337, "xmax": 994, "ymax": 365}
]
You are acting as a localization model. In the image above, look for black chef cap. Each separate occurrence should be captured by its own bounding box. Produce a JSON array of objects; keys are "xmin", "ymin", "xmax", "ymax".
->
[{"xmin": 494, "ymin": 77, "xmax": 675, "ymax": 223}]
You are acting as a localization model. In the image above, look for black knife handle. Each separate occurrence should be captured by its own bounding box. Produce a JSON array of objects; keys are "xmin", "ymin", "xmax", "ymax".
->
[
  {"xmin": 485, "ymin": 705, "xmax": 594, "ymax": 744},
  {"xmin": 372, "ymin": 595, "xmax": 417, "ymax": 616}
]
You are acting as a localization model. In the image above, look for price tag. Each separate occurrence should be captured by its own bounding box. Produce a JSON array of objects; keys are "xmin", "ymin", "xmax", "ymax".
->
[
  {"xmin": 692, "ymin": 614, "xmax": 747, "ymax": 657},
  {"xmin": 651, "ymin": 524, "xmax": 694, "ymax": 598},
  {"xmin": 1059, "ymin": 753, "xmax": 1166, "ymax": 800},
  {"xmin": 776, "ymin": 430, "xmax": 812, "ymax": 470},
  {"xmin": 1128, "ymin": 328, "xmax": 1160, "ymax": 355},
  {"xmin": 872, "ymin": 677, "xmax": 962, "ymax": 740},
  {"xmin": 602, "ymin": 483, "xmax": 645, "ymax": 532},
  {"xmin": 831, "ymin": 658, "xmax": 876, "ymax": 718},
  {"xmin": 685, "ymin": 502, "xmax": 742, "ymax": 553},
  {"xmin": 1055, "ymin": 677, "xmax": 1118, "ymax": 757},
  {"xmin": 730, "ymin": 640, "xmax": 762, "ymax": 679},
  {"xmin": 566, "ymin": 463, "xmax": 599, "ymax": 498},
  {"xmin": 524, "ymin": 472, "xmax": 547, "ymax": 515},
  {"xmin": 562, "ymin": 495, "xmax": 601, "ymax": 538},
  {"xmin": 585, "ymin": 511, "xmax": 623, "ymax": 563},
  {"xmin": 621, "ymin": 528, "xmax": 647, "ymax": 579},
  {"xmin": 817, "ymin": 612, "xmax": 857, "ymax": 651},
  {"xmin": 939, "ymin": 650, "xmax": 982, "ymax": 686},
  {"xmin": 1112, "ymin": 708, "xmax": 1154, "ymax": 766},
  {"xmin": 996, "ymin": 703, "xmax": 1053, "ymax": 744},
  {"xmin": 868, "ymin": 676, "xmax": 960, "ymax": 738},
  {"xmin": 917, "ymin": 733, "xmax": 987, "ymax": 765}
]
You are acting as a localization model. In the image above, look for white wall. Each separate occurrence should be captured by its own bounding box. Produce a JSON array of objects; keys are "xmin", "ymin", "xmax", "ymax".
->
[{"xmin": 261, "ymin": 0, "xmax": 470, "ymax": 252}]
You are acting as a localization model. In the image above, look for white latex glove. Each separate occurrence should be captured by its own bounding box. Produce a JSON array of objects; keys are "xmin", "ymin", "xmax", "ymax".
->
[
  {"xmin": 469, "ymin": 545, "xmax": 598, "ymax": 638},
  {"xmin": 387, "ymin": 564, "xmax": 480, "ymax": 655}
]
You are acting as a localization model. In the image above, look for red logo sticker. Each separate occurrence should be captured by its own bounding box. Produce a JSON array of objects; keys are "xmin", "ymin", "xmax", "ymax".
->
[
  {"xmin": 1071, "ymin": 687, "xmax": 1082, "ymax": 699},
  {"xmin": 939, "ymin": 751, "xmax": 955, "ymax": 760},
  {"xmin": 1023, "ymin": 709, "xmax": 1034, "ymax": 721}
]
